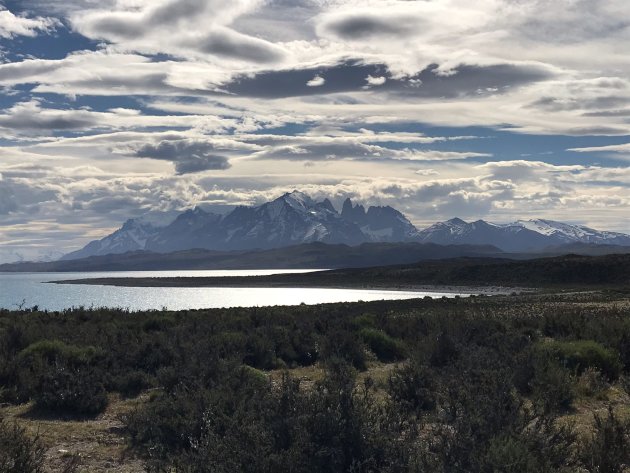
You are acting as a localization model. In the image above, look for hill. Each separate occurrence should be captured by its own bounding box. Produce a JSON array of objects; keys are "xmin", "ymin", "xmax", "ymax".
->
[
  {"xmin": 56, "ymin": 254, "xmax": 630, "ymax": 289},
  {"xmin": 0, "ymin": 242, "xmax": 503, "ymax": 272}
]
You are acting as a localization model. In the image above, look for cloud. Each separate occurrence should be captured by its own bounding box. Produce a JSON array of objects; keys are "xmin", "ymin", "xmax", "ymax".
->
[
  {"xmin": 569, "ymin": 143, "xmax": 630, "ymax": 154},
  {"xmin": 318, "ymin": 11, "xmax": 422, "ymax": 40},
  {"xmin": 415, "ymin": 169, "xmax": 439, "ymax": 176},
  {"xmin": 0, "ymin": 101, "xmax": 102, "ymax": 134},
  {"xmin": 194, "ymin": 27, "xmax": 286, "ymax": 63},
  {"xmin": 224, "ymin": 61, "xmax": 553, "ymax": 99},
  {"xmin": 4, "ymin": 0, "xmax": 630, "ymax": 261},
  {"xmin": 306, "ymin": 75, "xmax": 325, "ymax": 87},
  {"xmin": 244, "ymin": 131, "xmax": 491, "ymax": 163},
  {"xmin": 365, "ymin": 75, "xmax": 386, "ymax": 87},
  {"xmin": 70, "ymin": 0, "xmax": 286, "ymax": 63},
  {"xmin": 0, "ymin": 6, "xmax": 60, "ymax": 38},
  {"xmin": 0, "ymin": 181, "xmax": 18, "ymax": 214},
  {"xmin": 129, "ymin": 139, "xmax": 233, "ymax": 174}
]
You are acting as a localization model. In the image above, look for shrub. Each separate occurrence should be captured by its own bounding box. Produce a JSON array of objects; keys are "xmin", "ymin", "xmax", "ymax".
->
[
  {"xmin": 115, "ymin": 370, "xmax": 155, "ymax": 398},
  {"xmin": 531, "ymin": 356, "xmax": 575, "ymax": 414},
  {"xmin": 142, "ymin": 315, "xmax": 175, "ymax": 332},
  {"xmin": 429, "ymin": 331, "xmax": 459, "ymax": 367},
  {"xmin": 243, "ymin": 333, "xmax": 277, "ymax": 370},
  {"xmin": 388, "ymin": 362, "xmax": 436, "ymax": 412},
  {"xmin": 581, "ymin": 407, "xmax": 630, "ymax": 473},
  {"xmin": 14, "ymin": 340, "xmax": 108, "ymax": 416},
  {"xmin": 34, "ymin": 365, "xmax": 108, "ymax": 416},
  {"xmin": 320, "ymin": 330, "xmax": 366, "ymax": 371},
  {"xmin": 359, "ymin": 328, "xmax": 406, "ymax": 363},
  {"xmin": 575, "ymin": 368, "xmax": 609, "ymax": 400},
  {"xmin": 18, "ymin": 340, "xmax": 100, "ymax": 366},
  {"xmin": 0, "ymin": 417, "xmax": 45, "ymax": 473},
  {"xmin": 538, "ymin": 340, "xmax": 622, "ymax": 381}
]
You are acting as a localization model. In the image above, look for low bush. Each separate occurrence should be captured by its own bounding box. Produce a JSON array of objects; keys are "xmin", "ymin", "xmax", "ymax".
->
[
  {"xmin": 538, "ymin": 339, "xmax": 622, "ymax": 381},
  {"xmin": 34, "ymin": 365, "xmax": 108, "ymax": 416},
  {"xmin": 388, "ymin": 362, "xmax": 436, "ymax": 412},
  {"xmin": 531, "ymin": 356, "xmax": 575, "ymax": 414},
  {"xmin": 575, "ymin": 367, "xmax": 609, "ymax": 399},
  {"xmin": 0, "ymin": 417, "xmax": 45, "ymax": 473},
  {"xmin": 115, "ymin": 370, "xmax": 155, "ymax": 398},
  {"xmin": 14, "ymin": 340, "xmax": 108, "ymax": 416},
  {"xmin": 320, "ymin": 330, "xmax": 366, "ymax": 371},
  {"xmin": 359, "ymin": 328, "xmax": 406, "ymax": 363},
  {"xmin": 581, "ymin": 407, "xmax": 630, "ymax": 473}
]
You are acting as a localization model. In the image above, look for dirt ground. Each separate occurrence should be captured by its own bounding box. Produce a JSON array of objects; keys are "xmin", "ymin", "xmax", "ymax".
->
[{"xmin": 0, "ymin": 394, "xmax": 146, "ymax": 473}]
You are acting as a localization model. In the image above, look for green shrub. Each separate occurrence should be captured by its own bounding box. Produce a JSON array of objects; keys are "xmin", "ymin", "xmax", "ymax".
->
[
  {"xmin": 240, "ymin": 365, "xmax": 268, "ymax": 387},
  {"xmin": 538, "ymin": 340, "xmax": 622, "ymax": 381},
  {"xmin": 531, "ymin": 356, "xmax": 575, "ymax": 414},
  {"xmin": 35, "ymin": 365, "xmax": 108, "ymax": 416},
  {"xmin": 320, "ymin": 330, "xmax": 366, "ymax": 371},
  {"xmin": 388, "ymin": 362, "xmax": 435, "ymax": 412},
  {"xmin": 15, "ymin": 340, "xmax": 108, "ymax": 416},
  {"xmin": 359, "ymin": 329, "xmax": 406, "ymax": 363},
  {"xmin": 18, "ymin": 340, "xmax": 100, "ymax": 365},
  {"xmin": 243, "ymin": 333, "xmax": 277, "ymax": 370},
  {"xmin": 142, "ymin": 315, "xmax": 175, "ymax": 332},
  {"xmin": 115, "ymin": 370, "xmax": 155, "ymax": 398},
  {"xmin": 352, "ymin": 313, "xmax": 377, "ymax": 330}
]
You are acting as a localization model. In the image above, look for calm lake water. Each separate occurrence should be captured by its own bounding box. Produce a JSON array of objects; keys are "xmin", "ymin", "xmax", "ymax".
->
[{"xmin": 0, "ymin": 270, "xmax": 469, "ymax": 311}]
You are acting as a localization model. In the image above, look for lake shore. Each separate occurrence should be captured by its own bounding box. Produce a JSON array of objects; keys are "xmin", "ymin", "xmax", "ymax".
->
[{"xmin": 50, "ymin": 276, "xmax": 524, "ymax": 295}]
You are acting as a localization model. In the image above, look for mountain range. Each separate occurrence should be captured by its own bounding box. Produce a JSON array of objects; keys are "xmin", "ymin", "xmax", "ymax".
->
[{"xmin": 61, "ymin": 190, "xmax": 630, "ymax": 260}]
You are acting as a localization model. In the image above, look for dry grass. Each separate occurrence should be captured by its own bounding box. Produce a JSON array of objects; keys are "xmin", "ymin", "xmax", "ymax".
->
[{"xmin": 0, "ymin": 394, "xmax": 147, "ymax": 473}]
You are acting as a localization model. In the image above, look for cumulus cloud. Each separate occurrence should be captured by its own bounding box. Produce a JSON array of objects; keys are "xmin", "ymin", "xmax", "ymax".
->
[
  {"xmin": 3, "ymin": 0, "xmax": 630, "ymax": 260},
  {"xmin": 365, "ymin": 75, "xmax": 386, "ymax": 87},
  {"xmin": 70, "ymin": 0, "xmax": 286, "ymax": 63},
  {"xmin": 0, "ymin": 6, "xmax": 60, "ymax": 38},
  {"xmin": 306, "ymin": 75, "xmax": 325, "ymax": 87}
]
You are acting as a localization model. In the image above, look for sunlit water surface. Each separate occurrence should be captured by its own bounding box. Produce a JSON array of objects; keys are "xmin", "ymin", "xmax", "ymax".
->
[{"xmin": 0, "ymin": 270, "xmax": 470, "ymax": 311}]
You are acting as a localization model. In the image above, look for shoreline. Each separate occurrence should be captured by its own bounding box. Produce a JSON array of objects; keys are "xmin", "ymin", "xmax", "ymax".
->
[{"xmin": 50, "ymin": 277, "xmax": 526, "ymax": 295}]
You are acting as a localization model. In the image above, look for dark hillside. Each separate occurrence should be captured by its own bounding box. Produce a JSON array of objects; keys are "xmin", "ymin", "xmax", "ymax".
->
[{"xmin": 58, "ymin": 253, "xmax": 630, "ymax": 289}]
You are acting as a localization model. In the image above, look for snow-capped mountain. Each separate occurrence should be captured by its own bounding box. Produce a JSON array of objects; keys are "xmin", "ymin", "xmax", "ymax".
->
[
  {"xmin": 341, "ymin": 198, "xmax": 420, "ymax": 242},
  {"xmin": 145, "ymin": 207, "xmax": 223, "ymax": 253},
  {"xmin": 61, "ymin": 211, "xmax": 179, "ymax": 260},
  {"xmin": 0, "ymin": 248, "xmax": 65, "ymax": 265},
  {"xmin": 418, "ymin": 218, "xmax": 630, "ymax": 252},
  {"xmin": 63, "ymin": 192, "xmax": 419, "ymax": 259},
  {"xmin": 512, "ymin": 219, "xmax": 630, "ymax": 246},
  {"xmin": 61, "ymin": 193, "xmax": 630, "ymax": 260}
]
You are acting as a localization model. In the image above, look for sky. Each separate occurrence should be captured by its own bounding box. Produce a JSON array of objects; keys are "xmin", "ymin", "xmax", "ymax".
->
[{"xmin": 0, "ymin": 0, "xmax": 630, "ymax": 262}]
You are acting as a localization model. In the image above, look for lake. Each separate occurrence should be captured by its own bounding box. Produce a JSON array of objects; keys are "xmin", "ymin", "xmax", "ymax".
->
[{"xmin": 0, "ymin": 270, "xmax": 470, "ymax": 311}]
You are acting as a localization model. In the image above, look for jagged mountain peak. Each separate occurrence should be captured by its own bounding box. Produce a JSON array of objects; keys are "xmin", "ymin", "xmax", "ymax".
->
[
  {"xmin": 446, "ymin": 217, "xmax": 467, "ymax": 225},
  {"xmin": 62, "ymin": 192, "xmax": 630, "ymax": 260},
  {"xmin": 319, "ymin": 198, "xmax": 336, "ymax": 213},
  {"xmin": 418, "ymin": 217, "xmax": 630, "ymax": 252},
  {"xmin": 278, "ymin": 190, "xmax": 316, "ymax": 208},
  {"xmin": 341, "ymin": 197, "xmax": 367, "ymax": 223}
]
